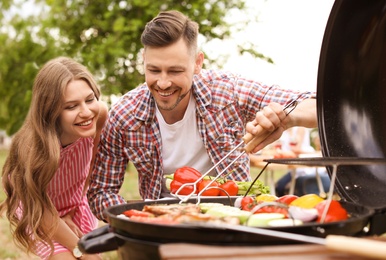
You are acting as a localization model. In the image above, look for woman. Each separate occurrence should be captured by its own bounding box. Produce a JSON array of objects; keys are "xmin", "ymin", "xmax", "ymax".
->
[{"xmin": 0, "ymin": 57, "xmax": 107, "ymax": 259}]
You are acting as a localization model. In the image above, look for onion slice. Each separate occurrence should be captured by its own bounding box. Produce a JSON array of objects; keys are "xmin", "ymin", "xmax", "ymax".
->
[{"xmin": 288, "ymin": 206, "xmax": 318, "ymax": 222}]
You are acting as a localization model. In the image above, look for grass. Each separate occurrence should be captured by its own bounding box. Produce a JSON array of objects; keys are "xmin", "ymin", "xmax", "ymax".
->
[{"xmin": 0, "ymin": 149, "xmax": 283, "ymax": 259}]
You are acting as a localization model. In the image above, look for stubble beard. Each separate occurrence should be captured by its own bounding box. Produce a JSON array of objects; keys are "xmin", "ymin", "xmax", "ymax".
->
[{"xmin": 156, "ymin": 88, "xmax": 191, "ymax": 111}]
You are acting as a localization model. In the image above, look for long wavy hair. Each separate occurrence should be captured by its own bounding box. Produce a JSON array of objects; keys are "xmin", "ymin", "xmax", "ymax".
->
[{"xmin": 0, "ymin": 57, "xmax": 100, "ymax": 255}]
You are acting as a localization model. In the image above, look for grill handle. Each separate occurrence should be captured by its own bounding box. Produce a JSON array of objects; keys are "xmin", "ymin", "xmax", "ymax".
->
[{"xmin": 78, "ymin": 225, "xmax": 119, "ymax": 254}]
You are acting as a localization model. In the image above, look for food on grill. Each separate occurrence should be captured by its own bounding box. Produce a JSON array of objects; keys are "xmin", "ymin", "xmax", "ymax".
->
[
  {"xmin": 287, "ymin": 206, "xmax": 318, "ymax": 222},
  {"xmin": 247, "ymin": 213, "xmax": 286, "ymax": 227},
  {"xmin": 119, "ymin": 194, "xmax": 349, "ymax": 227},
  {"xmin": 218, "ymin": 180, "xmax": 239, "ymax": 196},
  {"xmin": 198, "ymin": 179, "xmax": 220, "ymax": 196},
  {"xmin": 290, "ymin": 194, "xmax": 325, "ymax": 208},
  {"xmin": 315, "ymin": 200, "xmax": 348, "ymax": 223},
  {"xmin": 169, "ymin": 166, "xmax": 202, "ymax": 195},
  {"xmin": 255, "ymin": 194, "xmax": 279, "ymax": 202},
  {"xmin": 276, "ymin": 194, "xmax": 298, "ymax": 205},
  {"xmin": 165, "ymin": 166, "xmax": 270, "ymax": 196}
]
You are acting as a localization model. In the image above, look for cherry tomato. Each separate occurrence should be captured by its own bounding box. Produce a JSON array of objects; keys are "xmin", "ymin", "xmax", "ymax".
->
[
  {"xmin": 219, "ymin": 180, "xmax": 239, "ymax": 196},
  {"xmin": 240, "ymin": 196, "xmax": 256, "ymax": 211},
  {"xmin": 198, "ymin": 179, "xmax": 220, "ymax": 196}
]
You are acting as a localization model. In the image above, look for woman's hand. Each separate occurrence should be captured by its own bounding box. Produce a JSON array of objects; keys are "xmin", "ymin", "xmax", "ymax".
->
[{"xmin": 61, "ymin": 209, "xmax": 83, "ymax": 238}]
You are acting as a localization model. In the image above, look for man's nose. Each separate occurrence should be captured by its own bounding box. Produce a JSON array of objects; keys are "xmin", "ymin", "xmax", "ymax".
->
[{"xmin": 157, "ymin": 74, "xmax": 172, "ymax": 89}]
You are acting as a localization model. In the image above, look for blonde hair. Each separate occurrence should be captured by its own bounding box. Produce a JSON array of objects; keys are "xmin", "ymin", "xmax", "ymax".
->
[{"xmin": 0, "ymin": 57, "xmax": 100, "ymax": 255}]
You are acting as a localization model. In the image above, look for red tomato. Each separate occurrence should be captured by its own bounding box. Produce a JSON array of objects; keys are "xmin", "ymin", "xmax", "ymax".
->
[
  {"xmin": 240, "ymin": 196, "xmax": 256, "ymax": 211},
  {"xmin": 276, "ymin": 195, "xmax": 298, "ymax": 205},
  {"xmin": 219, "ymin": 180, "xmax": 239, "ymax": 196},
  {"xmin": 198, "ymin": 179, "xmax": 220, "ymax": 196}
]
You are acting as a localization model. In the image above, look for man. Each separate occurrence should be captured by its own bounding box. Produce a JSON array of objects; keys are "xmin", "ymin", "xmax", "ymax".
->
[{"xmin": 88, "ymin": 10, "xmax": 317, "ymax": 221}]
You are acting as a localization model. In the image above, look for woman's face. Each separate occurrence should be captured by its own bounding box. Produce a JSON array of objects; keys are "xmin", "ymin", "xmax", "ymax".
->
[{"xmin": 59, "ymin": 79, "xmax": 100, "ymax": 146}]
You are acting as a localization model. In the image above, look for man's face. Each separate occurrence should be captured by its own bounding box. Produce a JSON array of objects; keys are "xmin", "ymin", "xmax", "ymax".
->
[{"xmin": 143, "ymin": 38, "xmax": 203, "ymax": 112}]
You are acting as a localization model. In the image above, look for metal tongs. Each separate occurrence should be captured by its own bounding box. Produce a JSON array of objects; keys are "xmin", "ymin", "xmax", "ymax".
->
[{"xmin": 172, "ymin": 99, "xmax": 299, "ymax": 203}]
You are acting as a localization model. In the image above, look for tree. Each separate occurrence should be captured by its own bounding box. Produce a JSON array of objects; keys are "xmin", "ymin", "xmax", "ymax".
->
[{"xmin": 0, "ymin": 0, "xmax": 271, "ymax": 136}]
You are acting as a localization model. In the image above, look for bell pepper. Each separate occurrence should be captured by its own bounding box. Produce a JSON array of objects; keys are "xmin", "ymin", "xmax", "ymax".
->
[
  {"xmin": 289, "ymin": 194, "xmax": 324, "ymax": 209},
  {"xmin": 315, "ymin": 200, "xmax": 348, "ymax": 223},
  {"xmin": 170, "ymin": 166, "xmax": 202, "ymax": 195},
  {"xmin": 174, "ymin": 166, "xmax": 202, "ymax": 183},
  {"xmin": 170, "ymin": 179, "xmax": 196, "ymax": 195}
]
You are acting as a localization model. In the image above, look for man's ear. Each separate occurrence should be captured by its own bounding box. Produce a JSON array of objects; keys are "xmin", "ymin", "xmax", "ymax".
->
[{"xmin": 194, "ymin": 51, "xmax": 204, "ymax": 74}]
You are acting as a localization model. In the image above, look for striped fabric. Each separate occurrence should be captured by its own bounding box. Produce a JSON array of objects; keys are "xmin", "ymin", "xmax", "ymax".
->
[
  {"xmin": 35, "ymin": 137, "xmax": 98, "ymax": 259},
  {"xmin": 88, "ymin": 69, "xmax": 315, "ymax": 221}
]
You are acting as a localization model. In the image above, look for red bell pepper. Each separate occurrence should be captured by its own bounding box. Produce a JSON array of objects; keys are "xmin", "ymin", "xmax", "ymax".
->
[
  {"xmin": 170, "ymin": 179, "xmax": 196, "ymax": 195},
  {"xmin": 174, "ymin": 166, "xmax": 202, "ymax": 183},
  {"xmin": 170, "ymin": 166, "xmax": 202, "ymax": 195},
  {"xmin": 315, "ymin": 200, "xmax": 348, "ymax": 223}
]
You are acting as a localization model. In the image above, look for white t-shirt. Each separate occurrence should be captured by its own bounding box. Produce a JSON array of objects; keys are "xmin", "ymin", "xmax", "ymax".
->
[{"xmin": 156, "ymin": 94, "xmax": 214, "ymax": 177}]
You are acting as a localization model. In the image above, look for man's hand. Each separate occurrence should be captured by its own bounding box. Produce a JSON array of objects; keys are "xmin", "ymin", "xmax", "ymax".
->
[{"xmin": 244, "ymin": 102, "xmax": 289, "ymax": 153}]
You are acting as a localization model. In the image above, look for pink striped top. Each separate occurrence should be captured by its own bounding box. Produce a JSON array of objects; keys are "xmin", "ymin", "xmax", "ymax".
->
[{"xmin": 35, "ymin": 137, "xmax": 98, "ymax": 259}]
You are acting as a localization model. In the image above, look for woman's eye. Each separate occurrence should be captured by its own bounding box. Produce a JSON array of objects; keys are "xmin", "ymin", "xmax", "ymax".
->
[
  {"xmin": 86, "ymin": 97, "xmax": 95, "ymax": 103},
  {"xmin": 65, "ymin": 105, "xmax": 76, "ymax": 110}
]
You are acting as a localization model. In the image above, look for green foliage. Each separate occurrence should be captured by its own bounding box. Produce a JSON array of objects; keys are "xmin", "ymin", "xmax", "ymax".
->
[{"xmin": 0, "ymin": 0, "xmax": 268, "ymax": 136}]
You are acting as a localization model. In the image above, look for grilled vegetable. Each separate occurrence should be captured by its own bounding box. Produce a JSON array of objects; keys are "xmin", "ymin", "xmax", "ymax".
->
[
  {"xmin": 174, "ymin": 166, "xmax": 202, "ymax": 183},
  {"xmin": 315, "ymin": 200, "xmax": 348, "ymax": 223},
  {"xmin": 235, "ymin": 180, "xmax": 270, "ymax": 195},
  {"xmin": 198, "ymin": 179, "xmax": 220, "ymax": 196},
  {"xmin": 170, "ymin": 166, "xmax": 202, "ymax": 195},
  {"xmin": 206, "ymin": 205, "xmax": 252, "ymax": 224},
  {"xmin": 170, "ymin": 180, "xmax": 196, "ymax": 195},
  {"xmin": 247, "ymin": 213, "xmax": 285, "ymax": 227},
  {"xmin": 290, "ymin": 194, "xmax": 325, "ymax": 209},
  {"xmin": 218, "ymin": 180, "xmax": 239, "ymax": 196}
]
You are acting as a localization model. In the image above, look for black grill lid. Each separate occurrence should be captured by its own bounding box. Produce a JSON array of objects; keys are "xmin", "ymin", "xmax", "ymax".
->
[{"xmin": 316, "ymin": 0, "xmax": 386, "ymax": 210}]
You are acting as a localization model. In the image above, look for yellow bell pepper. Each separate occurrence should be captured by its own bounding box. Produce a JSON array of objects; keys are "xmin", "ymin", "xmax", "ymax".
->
[
  {"xmin": 289, "ymin": 194, "xmax": 324, "ymax": 209},
  {"xmin": 255, "ymin": 194, "xmax": 278, "ymax": 202}
]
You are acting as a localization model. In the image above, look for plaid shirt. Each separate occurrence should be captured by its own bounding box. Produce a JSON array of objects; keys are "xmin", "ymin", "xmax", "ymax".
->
[{"xmin": 88, "ymin": 69, "xmax": 315, "ymax": 220}]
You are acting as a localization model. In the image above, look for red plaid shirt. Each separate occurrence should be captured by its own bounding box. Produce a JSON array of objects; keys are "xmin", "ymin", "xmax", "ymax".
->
[{"xmin": 88, "ymin": 69, "xmax": 315, "ymax": 220}]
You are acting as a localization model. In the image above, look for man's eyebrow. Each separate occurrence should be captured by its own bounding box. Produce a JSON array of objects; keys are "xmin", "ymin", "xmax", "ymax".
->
[{"xmin": 145, "ymin": 64, "xmax": 186, "ymax": 70}]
